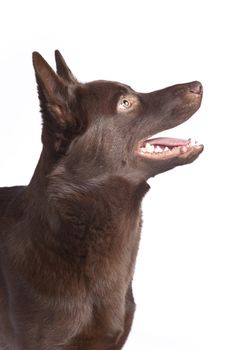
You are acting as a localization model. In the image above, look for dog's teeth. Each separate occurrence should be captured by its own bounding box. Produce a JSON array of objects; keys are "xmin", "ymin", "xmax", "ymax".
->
[
  {"xmin": 157, "ymin": 146, "xmax": 163, "ymax": 153},
  {"xmin": 164, "ymin": 147, "xmax": 169, "ymax": 152},
  {"xmin": 145, "ymin": 143, "xmax": 154, "ymax": 153},
  {"xmin": 141, "ymin": 147, "xmax": 146, "ymax": 153}
]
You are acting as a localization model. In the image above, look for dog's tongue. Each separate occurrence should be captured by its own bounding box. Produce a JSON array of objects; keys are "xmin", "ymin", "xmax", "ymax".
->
[{"xmin": 147, "ymin": 137, "xmax": 190, "ymax": 147}]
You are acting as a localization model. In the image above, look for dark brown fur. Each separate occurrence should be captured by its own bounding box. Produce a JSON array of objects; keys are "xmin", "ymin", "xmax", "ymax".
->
[{"xmin": 0, "ymin": 51, "xmax": 203, "ymax": 349}]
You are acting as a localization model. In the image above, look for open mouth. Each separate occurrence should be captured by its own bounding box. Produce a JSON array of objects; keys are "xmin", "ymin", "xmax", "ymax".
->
[
  {"xmin": 138, "ymin": 136, "xmax": 204, "ymax": 160},
  {"xmin": 135, "ymin": 81, "xmax": 204, "ymax": 163}
]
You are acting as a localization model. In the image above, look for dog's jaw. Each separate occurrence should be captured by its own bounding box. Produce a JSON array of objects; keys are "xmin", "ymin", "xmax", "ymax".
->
[
  {"xmin": 137, "ymin": 137, "xmax": 203, "ymax": 161},
  {"xmin": 134, "ymin": 135, "xmax": 204, "ymax": 179}
]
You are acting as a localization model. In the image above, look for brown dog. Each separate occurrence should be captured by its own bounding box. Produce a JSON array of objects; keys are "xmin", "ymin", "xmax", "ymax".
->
[{"xmin": 0, "ymin": 51, "xmax": 203, "ymax": 349}]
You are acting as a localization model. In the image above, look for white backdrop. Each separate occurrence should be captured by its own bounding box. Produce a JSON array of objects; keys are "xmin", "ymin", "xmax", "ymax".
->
[{"xmin": 0, "ymin": 1, "xmax": 232, "ymax": 349}]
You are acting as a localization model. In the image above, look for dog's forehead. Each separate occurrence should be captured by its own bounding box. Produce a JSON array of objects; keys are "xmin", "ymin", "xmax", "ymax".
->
[{"xmin": 84, "ymin": 80, "xmax": 133, "ymax": 96}]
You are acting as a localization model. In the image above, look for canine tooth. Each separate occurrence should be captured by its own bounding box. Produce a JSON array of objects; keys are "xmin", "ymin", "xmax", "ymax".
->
[
  {"xmin": 141, "ymin": 147, "xmax": 146, "ymax": 153},
  {"xmin": 164, "ymin": 147, "xmax": 169, "ymax": 152},
  {"xmin": 145, "ymin": 143, "xmax": 154, "ymax": 153}
]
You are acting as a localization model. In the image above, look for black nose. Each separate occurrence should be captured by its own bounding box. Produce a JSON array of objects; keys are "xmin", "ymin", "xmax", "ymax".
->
[{"xmin": 189, "ymin": 81, "xmax": 203, "ymax": 95}]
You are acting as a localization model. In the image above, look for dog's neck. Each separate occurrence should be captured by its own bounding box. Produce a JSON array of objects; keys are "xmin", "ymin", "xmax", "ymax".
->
[
  {"xmin": 24, "ymin": 148, "xmax": 61, "ymax": 220},
  {"xmin": 19, "ymin": 150, "xmax": 148, "ymax": 288},
  {"xmin": 28, "ymin": 147, "xmax": 59, "ymax": 185},
  {"xmin": 26, "ymin": 148, "xmax": 149, "ymax": 234}
]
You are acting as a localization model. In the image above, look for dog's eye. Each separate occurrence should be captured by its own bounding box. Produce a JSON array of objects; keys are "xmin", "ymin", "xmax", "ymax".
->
[
  {"xmin": 117, "ymin": 96, "xmax": 136, "ymax": 113},
  {"xmin": 121, "ymin": 98, "xmax": 131, "ymax": 109}
]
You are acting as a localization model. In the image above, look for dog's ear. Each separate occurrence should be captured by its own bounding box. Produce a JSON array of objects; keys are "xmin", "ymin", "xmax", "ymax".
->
[
  {"xmin": 55, "ymin": 50, "xmax": 77, "ymax": 83},
  {"xmin": 32, "ymin": 52, "xmax": 82, "ymax": 154},
  {"xmin": 32, "ymin": 51, "xmax": 76, "ymax": 127}
]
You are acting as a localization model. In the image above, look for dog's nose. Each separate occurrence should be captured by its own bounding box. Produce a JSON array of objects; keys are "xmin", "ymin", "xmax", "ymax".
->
[{"xmin": 189, "ymin": 81, "xmax": 203, "ymax": 95}]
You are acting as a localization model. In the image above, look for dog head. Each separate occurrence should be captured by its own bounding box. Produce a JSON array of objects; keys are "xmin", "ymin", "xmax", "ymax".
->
[{"xmin": 33, "ymin": 51, "xmax": 203, "ymax": 183}]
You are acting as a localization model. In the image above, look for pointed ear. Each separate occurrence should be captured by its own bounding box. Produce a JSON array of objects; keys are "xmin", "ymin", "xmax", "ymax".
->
[
  {"xmin": 33, "ymin": 51, "xmax": 64, "ymax": 99},
  {"xmin": 54, "ymin": 50, "xmax": 77, "ymax": 83},
  {"xmin": 32, "ymin": 51, "xmax": 74, "ymax": 126}
]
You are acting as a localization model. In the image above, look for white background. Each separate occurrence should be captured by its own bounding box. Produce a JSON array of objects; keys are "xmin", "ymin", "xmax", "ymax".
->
[{"xmin": 0, "ymin": 1, "xmax": 232, "ymax": 349}]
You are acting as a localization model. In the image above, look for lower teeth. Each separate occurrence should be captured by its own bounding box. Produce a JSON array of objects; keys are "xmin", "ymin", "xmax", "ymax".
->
[{"xmin": 141, "ymin": 139, "xmax": 200, "ymax": 155}]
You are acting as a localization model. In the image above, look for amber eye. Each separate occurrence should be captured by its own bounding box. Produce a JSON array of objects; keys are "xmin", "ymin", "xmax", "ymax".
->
[{"xmin": 121, "ymin": 98, "xmax": 131, "ymax": 109}]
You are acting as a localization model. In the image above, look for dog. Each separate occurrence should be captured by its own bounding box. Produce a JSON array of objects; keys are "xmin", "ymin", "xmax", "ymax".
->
[{"xmin": 0, "ymin": 51, "xmax": 203, "ymax": 349}]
